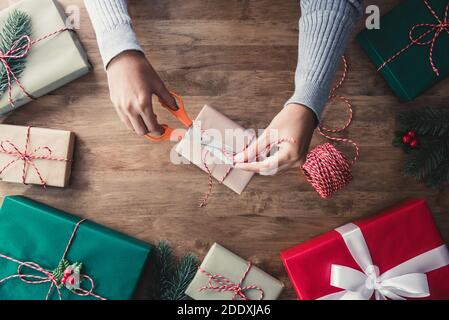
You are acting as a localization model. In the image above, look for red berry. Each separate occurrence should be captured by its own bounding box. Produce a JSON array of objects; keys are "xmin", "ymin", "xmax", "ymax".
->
[
  {"xmin": 409, "ymin": 139, "xmax": 418, "ymax": 148},
  {"xmin": 402, "ymin": 135, "xmax": 412, "ymax": 145},
  {"xmin": 407, "ymin": 130, "xmax": 416, "ymax": 138}
]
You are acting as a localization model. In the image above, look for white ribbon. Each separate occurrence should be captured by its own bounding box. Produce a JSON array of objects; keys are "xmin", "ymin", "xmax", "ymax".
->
[{"xmin": 318, "ymin": 223, "xmax": 449, "ymax": 300}]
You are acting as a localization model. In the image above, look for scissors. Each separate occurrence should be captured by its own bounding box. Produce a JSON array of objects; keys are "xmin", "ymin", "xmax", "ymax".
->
[{"xmin": 144, "ymin": 91, "xmax": 193, "ymax": 142}]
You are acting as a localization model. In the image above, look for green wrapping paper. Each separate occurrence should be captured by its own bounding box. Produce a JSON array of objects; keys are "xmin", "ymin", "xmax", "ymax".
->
[
  {"xmin": 0, "ymin": 196, "xmax": 151, "ymax": 300},
  {"xmin": 357, "ymin": 0, "xmax": 449, "ymax": 101},
  {"xmin": 185, "ymin": 243, "xmax": 284, "ymax": 300},
  {"xmin": 0, "ymin": 0, "xmax": 90, "ymax": 115}
]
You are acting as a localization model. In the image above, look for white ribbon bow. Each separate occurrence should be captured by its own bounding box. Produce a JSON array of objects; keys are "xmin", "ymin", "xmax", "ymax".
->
[{"xmin": 318, "ymin": 223, "xmax": 449, "ymax": 300}]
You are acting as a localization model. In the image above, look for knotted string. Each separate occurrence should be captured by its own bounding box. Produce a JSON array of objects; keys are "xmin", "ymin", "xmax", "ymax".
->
[
  {"xmin": 378, "ymin": 0, "xmax": 449, "ymax": 76},
  {"xmin": 302, "ymin": 56, "xmax": 358, "ymax": 198},
  {"xmin": 198, "ymin": 132, "xmax": 295, "ymax": 207},
  {"xmin": 197, "ymin": 56, "xmax": 355, "ymax": 204},
  {"xmin": 0, "ymin": 27, "xmax": 72, "ymax": 107},
  {"xmin": 0, "ymin": 219, "xmax": 106, "ymax": 300},
  {"xmin": 0, "ymin": 126, "xmax": 68, "ymax": 187},
  {"xmin": 198, "ymin": 262, "xmax": 264, "ymax": 300}
]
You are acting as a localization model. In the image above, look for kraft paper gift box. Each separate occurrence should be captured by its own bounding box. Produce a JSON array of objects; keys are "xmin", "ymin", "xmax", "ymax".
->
[
  {"xmin": 0, "ymin": 196, "xmax": 151, "ymax": 300},
  {"xmin": 0, "ymin": 0, "xmax": 90, "ymax": 115},
  {"xmin": 175, "ymin": 105, "xmax": 255, "ymax": 194},
  {"xmin": 357, "ymin": 0, "xmax": 449, "ymax": 101},
  {"xmin": 185, "ymin": 243, "xmax": 284, "ymax": 300},
  {"xmin": 281, "ymin": 199, "xmax": 449, "ymax": 300},
  {"xmin": 0, "ymin": 124, "xmax": 74, "ymax": 187}
]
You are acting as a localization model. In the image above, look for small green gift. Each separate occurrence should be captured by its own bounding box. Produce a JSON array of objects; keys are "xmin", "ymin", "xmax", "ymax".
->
[
  {"xmin": 0, "ymin": 196, "xmax": 151, "ymax": 300},
  {"xmin": 357, "ymin": 0, "xmax": 449, "ymax": 100}
]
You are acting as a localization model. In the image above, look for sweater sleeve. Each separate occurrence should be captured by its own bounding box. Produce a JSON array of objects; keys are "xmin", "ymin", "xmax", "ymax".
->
[
  {"xmin": 285, "ymin": 0, "xmax": 362, "ymax": 122},
  {"xmin": 84, "ymin": 0, "xmax": 144, "ymax": 68}
]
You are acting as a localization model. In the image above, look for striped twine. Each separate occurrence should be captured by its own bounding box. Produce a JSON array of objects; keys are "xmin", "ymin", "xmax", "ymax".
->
[
  {"xmin": 0, "ymin": 219, "xmax": 106, "ymax": 300},
  {"xmin": 198, "ymin": 262, "xmax": 264, "ymax": 300}
]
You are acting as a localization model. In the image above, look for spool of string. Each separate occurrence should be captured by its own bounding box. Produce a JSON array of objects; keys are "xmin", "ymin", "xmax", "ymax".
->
[
  {"xmin": 198, "ymin": 56, "xmax": 357, "ymax": 206},
  {"xmin": 301, "ymin": 56, "xmax": 359, "ymax": 198}
]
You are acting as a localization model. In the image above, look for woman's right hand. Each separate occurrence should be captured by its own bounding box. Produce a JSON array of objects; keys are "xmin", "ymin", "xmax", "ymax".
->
[{"xmin": 106, "ymin": 51, "xmax": 177, "ymax": 136}]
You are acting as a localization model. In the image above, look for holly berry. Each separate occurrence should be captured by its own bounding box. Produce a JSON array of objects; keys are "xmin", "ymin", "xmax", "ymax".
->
[
  {"xmin": 409, "ymin": 139, "xmax": 418, "ymax": 148},
  {"xmin": 402, "ymin": 134, "xmax": 412, "ymax": 145},
  {"xmin": 407, "ymin": 130, "xmax": 416, "ymax": 138}
]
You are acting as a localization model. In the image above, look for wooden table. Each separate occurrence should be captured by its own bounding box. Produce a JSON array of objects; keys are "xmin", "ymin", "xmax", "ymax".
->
[{"xmin": 1, "ymin": 0, "xmax": 449, "ymax": 299}]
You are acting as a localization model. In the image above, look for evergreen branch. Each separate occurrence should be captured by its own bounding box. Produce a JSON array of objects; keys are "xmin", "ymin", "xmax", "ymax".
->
[
  {"xmin": 404, "ymin": 139, "xmax": 449, "ymax": 184},
  {"xmin": 161, "ymin": 253, "xmax": 199, "ymax": 300},
  {"xmin": 0, "ymin": 10, "xmax": 32, "ymax": 98},
  {"xmin": 397, "ymin": 108, "xmax": 449, "ymax": 136},
  {"xmin": 155, "ymin": 240, "xmax": 176, "ymax": 298}
]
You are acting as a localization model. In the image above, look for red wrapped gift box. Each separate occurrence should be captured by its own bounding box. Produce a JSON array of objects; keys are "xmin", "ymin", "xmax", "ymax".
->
[{"xmin": 281, "ymin": 199, "xmax": 449, "ymax": 300}]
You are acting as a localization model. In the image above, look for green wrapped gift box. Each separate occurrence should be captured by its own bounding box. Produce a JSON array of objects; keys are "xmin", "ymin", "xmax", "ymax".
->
[
  {"xmin": 0, "ymin": 196, "xmax": 151, "ymax": 300},
  {"xmin": 357, "ymin": 0, "xmax": 449, "ymax": 101}
]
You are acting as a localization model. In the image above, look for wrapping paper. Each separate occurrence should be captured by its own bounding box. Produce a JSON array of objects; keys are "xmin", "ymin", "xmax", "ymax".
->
[
  {"xmin": 281, "ymin": 199, "xmax": 449, "ymax": 300},
  {"xmin": 175, "ymin": 105, "xmax": 254, "ymax": 194},
  {"xmin": 357, "ymin": 0, "xmax": 449, "ymax": 101},
  {"xmin": 0, "ymin": 196, "xmax": 151, "ymax": 300},
  {"xmin": 0, "ymin": 0, "xmax": 90, "ymax": 114},
  {"xmin": 0, "ymin": 124, "xmax": 74, "ymax": 187},
  {"xmin": 185, "ymin": 243, "xmax": 284, "ymax": 300}
]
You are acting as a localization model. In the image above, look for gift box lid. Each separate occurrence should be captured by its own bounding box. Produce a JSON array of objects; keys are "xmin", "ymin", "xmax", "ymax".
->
[
  {"xmin": 0, "ymin": 196, "xmax": 151, "ymax": 300},
  {"xmin": 281, "ymin": 199, "xmax": 449, "ymax": 300}
]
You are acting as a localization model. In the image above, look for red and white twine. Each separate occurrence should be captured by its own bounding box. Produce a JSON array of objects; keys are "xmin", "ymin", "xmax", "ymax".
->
[
  {"xmin": 0, "ymin": 126, "xmax": 68, "ymax": 187},
  {"xmin": 377, "ymin": 0, "xmax": 449, "ymax": 76},
  {"xmin": 302, "ymin": 56, "xmax": 359, "ymax": 198},
  {"xmin": 198, "ymin": 262, "xmax": 264, "ymax": 300},
  {"xmin": 0, "ymin": 219, "xmax": 106, "ymax": 300},
  {"xmin": 0, "ymin": 27, "xmax": 72, "ymax": 107}
]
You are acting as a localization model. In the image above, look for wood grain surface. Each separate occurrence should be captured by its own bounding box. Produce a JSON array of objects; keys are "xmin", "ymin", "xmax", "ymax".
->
[{"xmin": 1, "ymin": 0, "xmax": 449, "ymax": 300}]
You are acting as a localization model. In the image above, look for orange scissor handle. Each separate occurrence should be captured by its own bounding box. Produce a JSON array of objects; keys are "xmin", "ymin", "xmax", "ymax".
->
[
  {"xmin": 158, "ymin": 91, "xmax": 193, "ymax": 127},
  {"xmin": 145, "ymin": 124, "xmax": 173, "ymax": 142},
  {"xmin": 145, "ymin": 91, "xmax": 193, "ymax": 142}
]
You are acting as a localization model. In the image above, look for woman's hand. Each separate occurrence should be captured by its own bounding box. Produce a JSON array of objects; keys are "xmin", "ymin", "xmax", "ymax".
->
[
  {"xmin": 234, "ymin": 104, "xmax": 316, "ymax": 175},
  {"xmin": 106, "ymin": 51, "xmax": 177, "ymax": 136}
]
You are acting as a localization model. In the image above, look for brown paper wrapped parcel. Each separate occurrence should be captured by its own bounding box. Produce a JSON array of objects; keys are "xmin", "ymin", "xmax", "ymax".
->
[
  {"xmin": 185, "ymin": 243, "xmax": 284, "ymax": 300},
  {"xmin": 0, "ymin": 0, "xmax": 90, "ymax": 115},
  {"xmin": 175, "ymin": 105, "xmax": 255, "ymax": 194},
  {"xmin": 0, "ymin": 124, "xmax": 74, "ymax": 187}
]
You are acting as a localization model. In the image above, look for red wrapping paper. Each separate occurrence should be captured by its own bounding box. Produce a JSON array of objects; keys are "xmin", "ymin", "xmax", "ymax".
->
[{"xmin": 281, "ymin": 199, "xmax": 449, "ymax": 300}]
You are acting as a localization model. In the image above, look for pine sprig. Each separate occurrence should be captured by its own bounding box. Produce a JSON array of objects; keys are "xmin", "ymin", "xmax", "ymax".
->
[
  {"xmin": 404, "ymin": 139, "xmax": 449, "ymax": 183},
  {"xmin": 0, "ymin": 10, "xmax": 32, "ymax": 98},
  {"xmin": 393, "ymin": 107, "xmax": 449, "ymax": 188},
  {"xmin": 161, "ymin": 253, "xmax": 198, "ymax": 300},
  {"xmin": 397, "ymin": 107, "xmax": 449, "ymax": 136},
  {"xmin": 155, "ymin": 241, "xmax": 176, "ymax": 297},
  {"xmin": 152, "ymin": 241, "xmax": 199, "ymax": 300}
]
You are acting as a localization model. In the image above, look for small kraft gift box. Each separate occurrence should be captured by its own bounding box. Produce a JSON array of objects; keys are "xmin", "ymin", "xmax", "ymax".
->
[
  {"xmin": 185, "ymin": 243, "xmax": 284, "ymax": 300},
  {"xmin": 0, "ymin": 0, "xmax": 90, "ymax": 114},
  {"xmin": 357, "ymin": 0, "xmax": 449, "ymax": 101},
  {"xmin": 0, "ymin": 196, "xmax": 151, "ymax": 300},
  {"xmin": 0, "ymin": 124, "xmax": 74, "ymax": 187},
  {"xmin": 175, "ymin": 105, "xmax": 255, "ymax": 195},
  {"xmin": 281, "ymin": 199, "xmax": 449, "ymax": 300}
]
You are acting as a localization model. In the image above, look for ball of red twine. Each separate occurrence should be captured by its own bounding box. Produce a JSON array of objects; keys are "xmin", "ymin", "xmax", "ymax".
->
[
  {"xmin": 302, "ymin": 143, "xmax": 352, "ymax": 199},
  {"xmin": 300, "ymin": 56, "xmax": 358, "ymax": 199}
]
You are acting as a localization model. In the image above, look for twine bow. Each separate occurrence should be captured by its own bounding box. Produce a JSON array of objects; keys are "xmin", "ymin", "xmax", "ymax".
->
[
  {"xmin": 0, "ymin": 28, "xmax": 71, "ymax": 107},
  {"xmin": 198, "ymin": 262, "xmax": 264, "ymax": 300},
  {"xmin": 378, "ymin": 0, "xmax": 449, "ymax": 76},
  {"xmin": 0, "ymin": 126, "xmax": 68, "ymax": 187},
  {"xmin": 0, "ymin": 219, "xmax": 106, "ymax": 300}
]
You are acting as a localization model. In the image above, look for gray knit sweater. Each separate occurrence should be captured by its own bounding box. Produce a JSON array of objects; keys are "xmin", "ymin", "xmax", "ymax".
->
[{"xmin": 84, "ymin": 0, "xmax": 362, "ymax": 121}]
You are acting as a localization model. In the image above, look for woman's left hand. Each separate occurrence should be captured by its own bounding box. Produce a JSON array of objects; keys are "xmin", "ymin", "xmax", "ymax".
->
[{"xmin": 234, "ymin": 103, "xmax": 316, "ymax": 175}]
